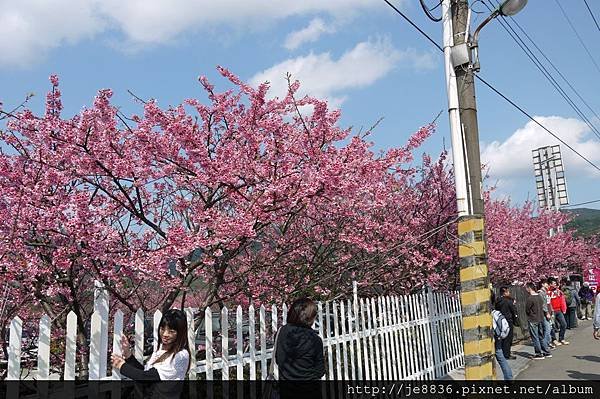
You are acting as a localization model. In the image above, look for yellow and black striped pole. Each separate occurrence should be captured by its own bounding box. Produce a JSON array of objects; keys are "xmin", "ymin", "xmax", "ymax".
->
[
  {"xmin": 442, "ymin": 0, "xmax": 497, "ymax": 380},
  {"xmin": 458, "ymin": 216, "xmax": 495, "ymax": 380}
]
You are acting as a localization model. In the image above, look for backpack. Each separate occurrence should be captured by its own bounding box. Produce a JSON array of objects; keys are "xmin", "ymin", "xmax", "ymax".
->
[{"xmin": 492, "ymin": 310, "xmax": 510, "ymax": 339}]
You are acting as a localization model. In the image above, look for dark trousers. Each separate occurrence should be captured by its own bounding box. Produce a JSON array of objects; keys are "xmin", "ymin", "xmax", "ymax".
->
[
  {"xmin": 566, "ymin": 307, "xmax": 578, "ymax": 328},
  {"xmin": 501, "ymin": 322, "xmax": 514, "ymax": 358},
  {"xmin": 553, "ymin": 311, "xmax": 567, "ymax": 341}
]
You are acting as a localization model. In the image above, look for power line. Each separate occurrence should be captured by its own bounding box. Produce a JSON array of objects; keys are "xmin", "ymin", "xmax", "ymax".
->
[
  {"xmin": 484, "ymin": 0, "xmax": 600, "ymax": 141},
  {"xmin": 382, "ymin": 0, "xmax": 600, "ymax": 175},
  {"xmin": 583, "ymin": 0, "xmax": 600, "ymax": 32},
  {"xmin": 475, "ymin": 74, "xmax": 600, "ymax": 174},
  {"xmin": 562, "ymin": 198, "xmax": 600, "ymax": 208},
  {"xmin": 505, "ymin": 12, "xmax": 600, "ymax": 127},
  {"xmin": 383, "ymin": 0, "xmax": 443, "ymax": 52},
  {"xmin": 553, "ymin": 0, "xmax": 600, "ymax": 75},
  {"xmin": 420, "ymin": 0, "xmax": 443, "ymax": 22}
]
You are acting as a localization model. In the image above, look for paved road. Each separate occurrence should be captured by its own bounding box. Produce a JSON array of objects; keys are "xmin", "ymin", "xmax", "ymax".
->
[{"xmin": 517, "ymin": 319, "xmax": 600, "ymax": 380}]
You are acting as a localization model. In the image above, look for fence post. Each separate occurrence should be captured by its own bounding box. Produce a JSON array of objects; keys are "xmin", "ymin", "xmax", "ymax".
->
[
  {"xmin": 64, "ymin": 311, "xmax": 77, "ymax": 381},
  {"xmin": 221, "ymin": 307, "xmax": 229, "ymax": 381},
  {"xmin": 271, "ymin": 304, "xmax": 279, "ymax": 380},
  {"xmin": 7, "ymin": 317, "xmax": 21, "ymax": 398},
  {"xmin": 360, "ymin": 299, "xmax": 370, "ymax": 380},
  {"xmin": 353, "ymin": 293, "xmax": 363, "ymax": 381},
  {"xmin": 37, "ymin": 314, "xmax": 51, "ymax": 381},
  {"xmin": 111, "ymin": 310, "xmax": 124, "ymax": 399},
  {"xmin": 88, "ymin": 311, "xmax": 101, "ymax": 380},
  {"xmin": 260, "ymin": 305, "xmax": 267, "ymax": 380},
  {"xmin": 112, "ymin": 310, "xmax": 124, "ymax": 380},
  {"xmin": 134, "ymin": 308, "xmax": 145, "ymax": 364},
  {"xmin": 427, "ymin": 292, "xmax": 442, "ymax": 378},
  {"xmin": 235, "ymin": 306, "xmax": 243, "ymax": 381},
  {"xmin": 93, "ymin": 280, "xmax": 109, "ymax": 378},
  {"xmin": 184, "ymin": 308, "xmax": 196, "ymax": 380},
  {"xmin": 248, "ymin": 305, "xmax": 256, "ymax": 380},
  {"xmin": 8, "ymin": 316, "xmax": 22, "ymax": 380},
  {"xmin": 205, "ymin": 307, "xmax": 214, "ymax": 380}
]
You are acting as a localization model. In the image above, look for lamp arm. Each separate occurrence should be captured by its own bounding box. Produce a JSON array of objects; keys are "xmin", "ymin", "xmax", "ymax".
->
[
  {"xmin": 472, "ymin": 9, "xmax": 500, "ymax": 46},
  {"xmin": 469, "ymin": 9, "xmax": 500, "ymax": 72}
]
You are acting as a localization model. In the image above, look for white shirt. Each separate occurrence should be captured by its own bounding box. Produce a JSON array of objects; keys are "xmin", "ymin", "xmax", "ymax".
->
[{"xmin": 145, "ymin": 349, "xmax": 190, "ymax": 380}]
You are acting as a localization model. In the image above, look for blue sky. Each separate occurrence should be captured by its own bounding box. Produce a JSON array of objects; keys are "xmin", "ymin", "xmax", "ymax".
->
[{"xmin": 1, "ymin": 0, "xmax": 599, "ymax": 210}]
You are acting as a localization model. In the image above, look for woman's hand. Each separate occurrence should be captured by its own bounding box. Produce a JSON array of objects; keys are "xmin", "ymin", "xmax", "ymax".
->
[
  {"xmin": 120, "ymin": 335, "xmax": 132, "ymax": 359},
  {"xmin": 111, "ymin": 354, "xmax": 126, "ymax": 370}
]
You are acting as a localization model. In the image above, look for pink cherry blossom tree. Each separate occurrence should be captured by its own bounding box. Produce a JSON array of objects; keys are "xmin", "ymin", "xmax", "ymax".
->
[
  {"xmin": 0, "ymin": 69, "xmax": 459, "ymax": 325},
  {"xmin": 1, "ymin": 69, "xmax": 596, "ymax": 345},
  {"xmin": 485, "ymin": 197, "xmax": 591, "ymax": 284}
]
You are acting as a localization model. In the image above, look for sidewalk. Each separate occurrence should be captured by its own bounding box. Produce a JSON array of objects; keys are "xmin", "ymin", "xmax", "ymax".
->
[
  {"xmin": 445, "ymin": 321, "xmax": 587, "ymax": 380},
  {"xmin": 517, "ymin": 319, "xmax": 599, "ymax": 380}
]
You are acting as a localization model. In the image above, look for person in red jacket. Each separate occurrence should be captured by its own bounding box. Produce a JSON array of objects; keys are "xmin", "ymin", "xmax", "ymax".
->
[{"xmin": 547, "ymin": 277, "xmax": 569, "ymax": 345}]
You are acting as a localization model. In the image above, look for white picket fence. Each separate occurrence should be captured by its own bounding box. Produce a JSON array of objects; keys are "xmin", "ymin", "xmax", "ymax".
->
[{"xmin": 3, "ymin": 284, "xmax": 464, "ymax": 385}]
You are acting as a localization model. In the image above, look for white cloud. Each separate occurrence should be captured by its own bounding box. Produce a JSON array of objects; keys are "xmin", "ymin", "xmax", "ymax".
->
[
  {"xmin": 0, "ymin": 0, "xmax": 391, "ymax": 66},
  {"xmin": 284, "ymin": 18, "xmax": 336, "ymax": 50},
  {"xmin": 482, "ymin": 116, "xmax": 600, "ymax": 190},
  {"xmin": 97, "ymin": 0, "xmax": 377, "ymax": 44},
  {"xmin": 0, "ymin": 0, "xmax": 105, "ymax": 67},
  {"xmin": 249, "ymin": 39, "xmax": 436, "ymax": 107}
]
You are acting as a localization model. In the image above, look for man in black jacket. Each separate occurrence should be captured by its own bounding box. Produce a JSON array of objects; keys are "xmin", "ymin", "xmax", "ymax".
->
[{"xmin": 495, "ymin": 286, "xmax": 518, "ymax": 360}]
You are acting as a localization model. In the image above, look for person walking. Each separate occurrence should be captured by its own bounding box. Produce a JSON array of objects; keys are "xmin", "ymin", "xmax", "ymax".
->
[
  {"xmin": 593, "ymin": 290, "xmax": 600, "ymax": 340},
  {"xmin": 494, "ymin": 286, "xmax": 518, "ymax": 360},
  {"xmin": 491, "ymin": 291, "xmax": 513, "ymax": 380},
  {"xmin": 579, "ymin": 282, "xmax": 594, "ymax": 320},
  {"xmin": 537, "ymin": 280, "xmax": 553, "ymax": 350},
  {"xmin": 525, "ymin": 282, "xmax": 552, "ymax": 359},
  {"xmin": 275, "ymin": 297, "xmax": 325, "ymax": 398},
  {"xmin": 562, "ymin": 279, "xmax": 580, "ymax": 329},
  {"xmin": 547, "ymin": 277, "xmax": 569, "ymax": 346}
]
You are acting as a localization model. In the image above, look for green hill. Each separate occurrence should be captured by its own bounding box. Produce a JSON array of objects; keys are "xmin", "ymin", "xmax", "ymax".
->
[{"xmin": 564, "ymin": 208, "xmax": 600, "ymax": 238}]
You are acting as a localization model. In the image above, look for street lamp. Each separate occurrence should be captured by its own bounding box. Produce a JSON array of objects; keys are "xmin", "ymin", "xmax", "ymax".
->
[
  {"xmin": 499, "ymin": 0, "xmax": 528, "ymax": 16},
  {"xmin": 472, "ymin": 0, "xmax": 528, "ymax": 71}
]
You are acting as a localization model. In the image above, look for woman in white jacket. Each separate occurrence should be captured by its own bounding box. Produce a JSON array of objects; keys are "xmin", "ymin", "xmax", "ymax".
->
[{"xmin": 111, "ymin": 309, "xmax": 191, "ymax": 380}]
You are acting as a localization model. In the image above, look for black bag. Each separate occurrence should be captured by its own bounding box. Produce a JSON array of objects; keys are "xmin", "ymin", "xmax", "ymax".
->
[
  {"xmin": 512, "ymin": 313, "xmax": 521, "ymax": 327},
  {"xmin": 262, "ymin": 330, "xmax": 280, "ymax": 399}
]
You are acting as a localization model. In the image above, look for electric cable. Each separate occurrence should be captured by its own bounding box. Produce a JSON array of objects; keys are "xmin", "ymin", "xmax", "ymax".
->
[
  {"xmin": 505, "ymin": 11, "xmax": 600, "ymax": 126},
  {"xmin": 583, "ymin": 0, "xmax": 600, "ymax": 32},
  {"xmin": 420, "ymin": 0, "xmax": 443, "ymax": 22},
  {"xmin": 382, "ymin": 0, "xmax": 600, "ymax": 174},
  {"xmin": 383, "ymin": 0, "xmax": 443, "ymax": 51},
  {"xmin": 484, "ymin": 0, "xmax": 600, "ymax": 141},
  {"xmin": 562, "ymin": 199, "xmax": 600, "ymax": 208},
  {"xmin": 553, "ymin": 0, "xmax": 600, "ymax": 74},
  {"xmin": 475, "ymin": 74, "xmax": 600, "ymax": 174}
]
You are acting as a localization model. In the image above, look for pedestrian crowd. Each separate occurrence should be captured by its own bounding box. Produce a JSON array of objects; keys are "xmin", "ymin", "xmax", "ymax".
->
[{"xmin": 492, "ymin": 277, "xmax": 600, "ymax": 381}]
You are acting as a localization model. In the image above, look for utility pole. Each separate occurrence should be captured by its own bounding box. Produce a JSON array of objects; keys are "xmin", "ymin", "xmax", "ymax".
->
[{"xmin": 442, "ymin": 0, "xmax": 494, "ymax": 380}]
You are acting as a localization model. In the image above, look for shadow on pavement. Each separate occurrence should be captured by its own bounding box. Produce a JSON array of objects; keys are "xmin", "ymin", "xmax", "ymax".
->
[
  {"xmin": 566, "ymin": 370, "xmax": 600, "ymax": 380},
  {"xmin": 573, "ymin": 355, "xmax": 600, "ymax": 363}
]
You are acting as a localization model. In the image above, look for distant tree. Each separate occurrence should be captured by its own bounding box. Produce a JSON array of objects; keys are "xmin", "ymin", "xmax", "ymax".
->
[{"xmin": 485, "ymin": 198, "xmax": 590, "ymax": 284}]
